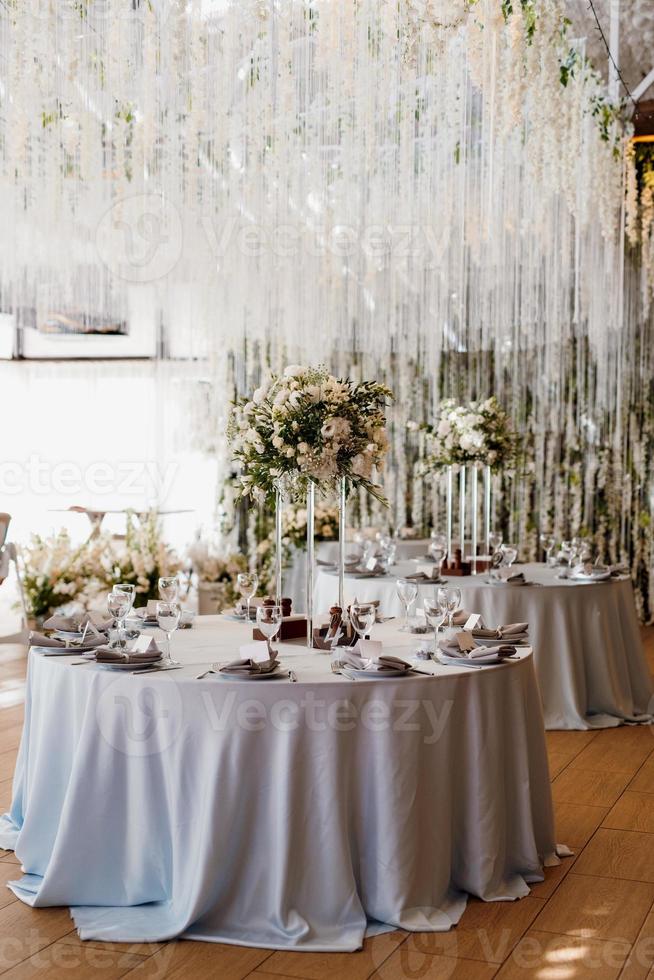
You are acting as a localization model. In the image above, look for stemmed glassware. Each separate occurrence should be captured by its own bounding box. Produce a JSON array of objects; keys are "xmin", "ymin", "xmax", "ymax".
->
[
  {"xmin": 396, "ymin": 578, "xmax": 418, "ymax": 631},
  {"xmin": 256, "ymin": 604, "xmax": 282, "ymax": 655},
  {"xmin": 156, "ymin": 601, "xmax": 181, "ymax": 666},
  {"xmin": 539, "ymin": 534, "xmax": 556, "ymax": 564},
  {"xmin": 489, "ymin": 531, "xmax": 503, "ymax": 554},
  {"xmin": 350, "ymin": 602, "xmax": 377, "ymax": 643},
  {"xmin": 437, "ymin": 586, "xmax": 461, "ymax": 627},
  {"xmin": 500, "ymin": 544, "xmax": 518, "ymax": 567},
  {"xmin": 236, "ymin": 572, "xmax": 259, "ymax": 622},
  {"xmin": 158, "ymin": 576, "xmax": 179, "ymax": 601},
  {"xmin": 428, "ymin": 541, "xmax": 446, "ymax": 580},
  {"xmin": 107, "ymin": 590, "xmax": 132, "ymax": 649},
  {"xmin": 423, "ymin": 597, "xmax": 446, "ymax": 653}
]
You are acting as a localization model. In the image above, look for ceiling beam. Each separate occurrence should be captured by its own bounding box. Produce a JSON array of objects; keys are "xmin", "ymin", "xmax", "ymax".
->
[{"xmin": 633, "ymin": 66, "xmax": 654, "ymax": 103}]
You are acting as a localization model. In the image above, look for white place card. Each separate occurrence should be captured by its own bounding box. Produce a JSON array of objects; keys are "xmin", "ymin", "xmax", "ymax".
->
[
  {"xmin": 366, "ymin": 556, "xmax": 379, "ymax": 571},
  {"xmin": 416, "ymin": 562, "xmax": 437, "ymax": 578},
  {"xmin": 131, "ymin": 634, "xmax": 160, "ymax": 654},
  {"xmin": 355, "ymin": 639, "xmax": 383, "ymax": 660},
  {"xmin": 240, "ymin": 641, "xmax": 271, "ymax": 663},
  {"xmin": 463, "ymin": 614, "xmax": 482, "ymax": 630}
]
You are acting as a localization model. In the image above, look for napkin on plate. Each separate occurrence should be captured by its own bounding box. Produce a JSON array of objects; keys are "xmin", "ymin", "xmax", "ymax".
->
[
  {"xmin": 94, "ymin": 644, "xmax": 162, "ymax": 664},
  {"xmin": 494, "ymin": 568, "xmax": 526, "ymax": 584},
  {"xmin": 219, "ymin": 657, "xmax": 280, "ymax": 675},
  {"xmin": 440, "ymin": 637, "xmax": 517, "ymax": 660},
  {"xmin": 472, "ymin": 622, "xmax": 529, "ymax": 641},
  {"xmin": 571, "ymin": 563, "xmax": 611, "ymax": 581},
  {"xmin": 43, "ymin": 612, "xmax": 112, "ymax": 633},
  {"xmin": 337, "ymin": 647, "xmax": 411, "ymax": 673},
  {"xmin": 451, "ymin": 609, "xmax": 474, "ymax": 626},
  {"xmin": 29, "ymin": 630, "xmax": 106, "ymax": 650}
]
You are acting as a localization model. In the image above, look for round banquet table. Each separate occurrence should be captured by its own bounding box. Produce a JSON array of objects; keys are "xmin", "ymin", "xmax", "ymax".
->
[
  {"xmin": 0, "ymin": 616, "xmax": 565, "ymax": 951},
  {"xmin": 315, "ymin": 562, "xmax": 654, "ymax": 731}
]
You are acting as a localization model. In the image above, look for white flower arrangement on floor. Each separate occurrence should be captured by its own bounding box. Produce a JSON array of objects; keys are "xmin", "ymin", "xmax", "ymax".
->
[
  {"xmin": 228, "ymin": 365, "xmax": 393, "ymax": 503},
  {"xmin": 187, "ymin": 539, "xmax": 247, "ymax": 611},
  {"xmin": 417, "ymin": 396, "xmax": 518, "ymax": 469}
]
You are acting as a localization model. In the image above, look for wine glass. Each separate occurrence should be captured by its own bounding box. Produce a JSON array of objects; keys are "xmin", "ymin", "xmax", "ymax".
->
[
  {"xmin": 424, "ymin": 597, "xmax": 446, "ymax": 653},
  {"xmin": 559, "ymin": 540, "xmax": 573, "ymax": 577},
  {"xmin": 256, "ymin": 604, "xmax": 282, "ymax": 655},
  {"xmin": 236, "ymin": 572, "xmax": 258, "ymax": 622},
  {"xmin": 156, "ymin": 601, "xmax": 181, "ymax": 666},
  {"xmin": 501, "ymin": 545, "xmax": 518, "ymax": 567},
  {"xmin": 350, "ymin": 602, "xmax": 377, "ymax": 643},
  {"xmin": 379, "ymin": 540, "xmax": 397, "ymax": 573},
  {"xmin": 428, "ymin": 542, "xmax": 446, "ymax": 580},
  {"xmin": 438, "ymin": 586, "xmax": 461, "ymax": 627},
  {"xmin": 396, "ymin": 578, "xmax": 418, "ymax": 631},
  {"xmin": 489, "ymin": 531, "xmax": 503, "ymax": 554},
  {"xmin": 158, "ymin": 576, "xmax": 179, "ymax": 602},
  {"xmin": 539, "ymin": 534, "xmax": 556, "ymax": 564},
  {"xmin": 107, "ymin": 590, "xmax": 132, "ymax": 649}
]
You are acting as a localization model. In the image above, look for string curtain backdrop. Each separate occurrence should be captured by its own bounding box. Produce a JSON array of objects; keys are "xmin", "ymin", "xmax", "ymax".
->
[{"xmin": 1, "ymin": 0, "xmax": 653, "ymax": 614}]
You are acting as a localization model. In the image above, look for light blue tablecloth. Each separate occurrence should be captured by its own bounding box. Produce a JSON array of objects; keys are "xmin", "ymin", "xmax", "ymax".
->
[{"xmin": 0, "ymin": 618, "xmax": 564, "ymax": 949}]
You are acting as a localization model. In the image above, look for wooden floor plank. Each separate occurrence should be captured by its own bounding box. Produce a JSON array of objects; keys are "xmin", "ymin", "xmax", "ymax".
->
[
  {"xmin": 532, "ymin": 873, "xmax": 654, "ymax": 943},
  {"xmin": 496, "ymin": 930, "xmax": 631, "ymax": 979},
  {"xmin": 574, "ymin": 829, "xmax": 654, "ymax": 882}
]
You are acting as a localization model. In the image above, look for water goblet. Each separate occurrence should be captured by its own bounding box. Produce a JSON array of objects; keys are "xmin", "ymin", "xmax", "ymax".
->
[
  {"xmin": 501, "ymin": 545, "xmax": 518, "ymax": 567},
  {"xmin": 156, "ymin": 601, "xmax": 181, "ymax": 666},
  {"xmin": 539, "ymin": 534, "xmax": 556, "ymax": 564},
  {"xmin": 236, "ymin": 572, "xmax": 259, "ymax": 622},
  {"xmin": 424, "ymin": 598, "xmax": 446, "ymax": 653},
  {"xmin": 158, "ymin": 576, "xmax": 179, "ymax": 602},
  {"xmin": 256, "ymin": 604, "xmax": 282, "ymax": 656},
  {"xmin": 428, "ymin": 542, "xmax": 446, "ymax": 580},
  {"xmin": 350, "ymin": 602, "xmax": 377, "ymax": 643},
  {"xmin": 107, "ymin": 590, "xmax": 131, "ymax": 649},
  {"xmin": 489, "ymin": 531, "xmax": 503, "ymax": 554},
  {"xmin": 396, "ymin": 578, "xmax": 418, "ymax": 631}
]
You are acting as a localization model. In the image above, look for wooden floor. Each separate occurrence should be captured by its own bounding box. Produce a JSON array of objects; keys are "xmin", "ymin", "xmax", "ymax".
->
[{"xmin": 0, "ymin": 636, "xmax": 653, "ymax": 980}]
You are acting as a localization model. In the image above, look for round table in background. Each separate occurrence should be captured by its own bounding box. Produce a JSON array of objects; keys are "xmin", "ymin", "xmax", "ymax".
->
[
  {"xmin": 315, "ymin": 561, "xmax": 654, "ymax": 730},
  {"xmin": 0, "ymin": 617, "xmax": 563, "ymax": 951}
]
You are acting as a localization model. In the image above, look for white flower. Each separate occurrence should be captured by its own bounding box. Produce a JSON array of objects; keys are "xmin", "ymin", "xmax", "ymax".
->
[
  {"xmin": 253, "ymin": 386, "xmax": 267, "ymax": 405},
  {"xmin": 283, "ymin": 364, "xmax": 305, "ymax": 378},
  {"xmin": 321, "ymin": 417, "xmax": 351, "ymax": 441},
  {"xmin": 351, "ymin": 453, "xmax": 373, "ymax": 478}
]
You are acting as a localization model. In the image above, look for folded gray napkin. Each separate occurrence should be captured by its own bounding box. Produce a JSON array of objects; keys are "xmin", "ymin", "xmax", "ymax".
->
[
  {"xmin": 495, "ymin": 569, "xmax": 526, "ymax": 583},
  {"xmin": 440, "ymin": 638, "xmax": 516, "ymax": 660},
  {"xmin": 43, "ymin": 612, "xmax": 112, "ymax": 633},
  {"xmin": 338, "ymin": 649, "xmax": 411, "ymax": 673},
  {"xmin": 405, "ymin": 571, "xmax": 441, "ymax": 582},
  {"xmin": 94, "ymin": 645, "xmax": 162, "ymax": 664},
  {"xmin": 219, "ymin": 657, "xmax": 280, "ymax": 675},
  {"xmin": 472, "ymin": 622, "xmax": 529, "ymax": 640},
  {"xmin": 29, "ymin": 630, "xmax": 106, "ymax": 650}
]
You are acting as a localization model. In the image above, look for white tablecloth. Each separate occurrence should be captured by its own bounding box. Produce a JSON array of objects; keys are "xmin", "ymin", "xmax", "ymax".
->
[
  {"xmin": 0, "ymin": 617, "xmax": 562, "ymax": 950},
  {"xmin": 315, "ymin": 562, "xmax": 653, "ymax": 731}
]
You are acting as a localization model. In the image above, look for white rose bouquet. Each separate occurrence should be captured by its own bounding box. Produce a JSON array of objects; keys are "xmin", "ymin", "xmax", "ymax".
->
[
  {"xmin": 419, "ymin": 397, "xmax": 517, "ymax": 469},
  {"xmin": 228, "ymin": 365, "xmax": 393, "ymax": 504}
]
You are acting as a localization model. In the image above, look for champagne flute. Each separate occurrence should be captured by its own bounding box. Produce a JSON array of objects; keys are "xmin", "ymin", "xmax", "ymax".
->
[
  {"xmin": 237, "ymin": 572, "xmax": 258, "ymax": 621},
  {"xmin": 396, "ymin": 578, "xmax": 418, "ymax": 631},
  {"xmin": 350, "ymin": 602, "xmax": 377, "ymax": 643},
  {"xmin": 424, "ymin": 597, "xmax": 446, "ymax": 653},
  {"xmin": 156, "ymin": 601, "xmax": 181, "ymax": 666},
  {"xmin": 256, "ymin": 604, "xmax": 282, "ymax": 656},
  {"xmin": 107, "ymin": 590, "xmax": 131, "ymax": 649},
  {"xmin": 158, "ymin": 576, "xmax": 179, "ymax": 602}
]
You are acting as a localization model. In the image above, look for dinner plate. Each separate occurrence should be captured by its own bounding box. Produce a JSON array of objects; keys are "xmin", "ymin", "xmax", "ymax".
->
[
  {"xmin": 96, "ymin": 658, "xmax": 163, "ymax": 670},
  {"xmin": 340, "ymin": 665, "xmax": 411, "ymax": 679},
  {"xmin": 216, "ymin": 670, "xmax": 285, "ymax": 680},
  {"xmin": 438, "ymin": 652, "xmax": 505, "ymax": 667},
  {"xmin": 53, "ymin": 629, "xmax": 85, "ymax": 640}
]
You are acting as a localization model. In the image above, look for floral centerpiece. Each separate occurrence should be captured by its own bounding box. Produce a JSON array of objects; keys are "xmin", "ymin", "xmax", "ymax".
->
[
  {"xmin": 228, "ymin": 365, "xmax": 392, "ymax": 503},
  {"xmin": 419, "ymin": 397, "xmax": 517, "ymax": 470},
  {"xmin": 108, "ymin": 511, "xmax": 180, "ymax": 605},
  {"xmin": 187, "ymin": 538, "xmax": 247, "ymax": 613},
  {"xmin": 19, "ymin": 530, "xmax": 110, "ymax": 622}
]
